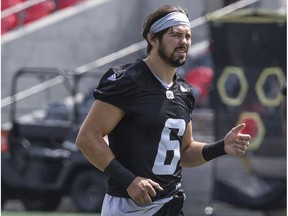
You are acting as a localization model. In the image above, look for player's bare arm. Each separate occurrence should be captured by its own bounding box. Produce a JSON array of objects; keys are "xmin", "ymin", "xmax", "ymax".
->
[
  {"xmin": 181, "ymin": 121, "xmax": 207, "ymax": 167},
  {"xmin": 181, "ymin": 121, "xmax": 251, "ymax": 167},
  {"xmin": 76, "ymin": 100, "xmax": 162, "ymax": 206},
  {"xmin": 76, "ymin": 100, "xmax": 124, "ymax": 171}
]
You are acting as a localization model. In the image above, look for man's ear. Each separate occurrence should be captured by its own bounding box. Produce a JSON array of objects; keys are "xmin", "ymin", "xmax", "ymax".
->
[{"xmin": 147, "ymin": 33, "xmax": 158, "ymax": 46}]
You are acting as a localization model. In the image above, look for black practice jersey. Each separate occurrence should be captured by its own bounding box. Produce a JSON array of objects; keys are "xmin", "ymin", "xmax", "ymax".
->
[{"xmin": 94, "ymin": 59, "xmax": 195, "ymax": 199}]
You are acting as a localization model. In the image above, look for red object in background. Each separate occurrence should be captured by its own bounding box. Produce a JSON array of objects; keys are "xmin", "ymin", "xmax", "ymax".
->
[
  {"xmin": 1, "ymin": 130, "xmax": 9, "ymax": 153},
  {"xmin": 23, "ymin": 1, "xmax": 56, "ymax": 24},
  {"xmin": 1, "ymin": 0, "xmax": 23, "ymax": 10},
  {"xmin": 1, "ymin": 0, "xmax": 22, "ymax": 34},
  {"xmin": 185, "ymin": 66, "xmax": 214, "ymax": 107},
  {"xmin": 1, "ymin": 14, "xmax": 18, "ymax": 34},
  {"xmin": 55, "ymin": 0, "xmax": 86, "ymax": 10}
]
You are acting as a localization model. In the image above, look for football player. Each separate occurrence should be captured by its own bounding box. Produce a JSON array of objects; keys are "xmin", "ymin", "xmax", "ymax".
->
[{"xmin": 76, "ymin": 5, "xmax": 251, "ymax": 216}]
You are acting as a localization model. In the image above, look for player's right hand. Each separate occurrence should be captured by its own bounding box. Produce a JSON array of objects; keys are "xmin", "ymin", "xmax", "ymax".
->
[{"xmin": 127, "ymin": 177, "xmax": 163, "ymax": 205}]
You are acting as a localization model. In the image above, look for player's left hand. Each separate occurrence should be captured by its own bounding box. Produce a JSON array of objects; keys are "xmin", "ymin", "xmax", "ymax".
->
[{"xmin": 224, "ymin": 123, "xmax": 251, "ymax": 156}]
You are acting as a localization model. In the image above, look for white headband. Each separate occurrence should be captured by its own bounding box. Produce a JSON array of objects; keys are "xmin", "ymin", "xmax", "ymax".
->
[{"xmin": 149, "ymin": 12, "xmax": 191, "ymax": 33}]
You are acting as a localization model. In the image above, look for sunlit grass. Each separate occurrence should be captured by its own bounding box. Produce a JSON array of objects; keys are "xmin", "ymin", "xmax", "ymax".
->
[{"xmin": 1, "ymin": 211, "xmax": 100, "ymax": 216}]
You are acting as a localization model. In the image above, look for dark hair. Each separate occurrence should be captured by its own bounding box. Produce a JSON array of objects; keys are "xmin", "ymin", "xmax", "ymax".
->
[{"xmin": 141, "ymin": 5, "xmax": 189, "ymax": 54}]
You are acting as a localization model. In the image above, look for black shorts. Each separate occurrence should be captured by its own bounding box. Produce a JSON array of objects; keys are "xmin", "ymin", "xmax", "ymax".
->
[{"xmin": 153, "ymin": 190, "xmax": 185, "ymax": 216}]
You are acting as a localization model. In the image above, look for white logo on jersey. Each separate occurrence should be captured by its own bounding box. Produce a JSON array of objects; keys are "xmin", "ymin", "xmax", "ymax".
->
[
  {"xmin": 166, "ymin": 90, "xmax": 174, "ymax": 100},
  {"xmin": 180, "ymin": 85, "xmax": 188, "ymax": 92},
  {"xmin": 107, "ymin": 73, "xmax": 118, "ymax": 81}
]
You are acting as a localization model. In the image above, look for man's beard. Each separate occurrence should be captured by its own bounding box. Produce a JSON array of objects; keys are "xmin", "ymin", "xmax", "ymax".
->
[{"xmin": 158, "ymin": 39, "xmax": 188, "ymax": 67}]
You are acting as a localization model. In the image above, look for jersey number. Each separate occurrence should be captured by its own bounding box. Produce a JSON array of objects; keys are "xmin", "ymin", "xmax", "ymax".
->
[{"xmin": 152, "ymin": 118, "xmax": 186, "ymax": 175}]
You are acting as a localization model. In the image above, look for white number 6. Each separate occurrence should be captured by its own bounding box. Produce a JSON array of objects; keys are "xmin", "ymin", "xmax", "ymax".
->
[{"xmin": 152, "ymin": 118, "xmax": 186, "ymax": 175}]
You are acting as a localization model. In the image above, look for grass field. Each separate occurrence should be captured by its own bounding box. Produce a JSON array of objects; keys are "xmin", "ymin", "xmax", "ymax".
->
[{"xmin": 1, "ymin": 211, "xmax": 101, "ymax": 216}]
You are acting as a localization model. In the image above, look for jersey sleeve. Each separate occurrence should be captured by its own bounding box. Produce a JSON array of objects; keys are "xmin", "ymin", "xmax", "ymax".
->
[{"xmin": 93, "ymin": 67, "xmax": 135, "ymax": 113}]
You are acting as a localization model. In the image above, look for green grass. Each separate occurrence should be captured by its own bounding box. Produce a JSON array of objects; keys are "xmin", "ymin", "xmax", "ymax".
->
[{"xmin": 1, "ymin": 211, "xmax": 100, "ymax": 216}]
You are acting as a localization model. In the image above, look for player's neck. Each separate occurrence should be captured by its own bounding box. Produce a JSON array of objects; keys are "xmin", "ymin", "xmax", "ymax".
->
[{"xmin": 144, "ymin": 55, "xmax": 176, "ymax": 85}]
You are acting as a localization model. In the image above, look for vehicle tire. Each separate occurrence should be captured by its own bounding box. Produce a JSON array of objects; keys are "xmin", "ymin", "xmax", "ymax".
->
[
  {"xmin": 22, "ymin": 193, "xmax": 61, "ymax": 211},
  {"xmin": 71, "ymin": 170, "xmax": 107, "ymax": 212}
]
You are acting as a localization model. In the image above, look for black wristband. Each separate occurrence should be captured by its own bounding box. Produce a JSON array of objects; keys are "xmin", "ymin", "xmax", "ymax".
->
[
  {"xmin": 104, "ymin": 158, "xmax": 136, "ymax": 189},
  {"xmin": 202, "ymin": 139, "xmax": 226, "ymax": 161}
]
